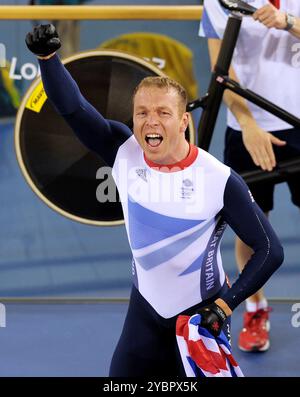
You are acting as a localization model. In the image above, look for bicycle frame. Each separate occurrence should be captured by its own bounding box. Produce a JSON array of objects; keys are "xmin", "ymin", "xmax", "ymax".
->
[{"xmin": 194, "ymin": 13, "xmax": 300, "ymax": 184}]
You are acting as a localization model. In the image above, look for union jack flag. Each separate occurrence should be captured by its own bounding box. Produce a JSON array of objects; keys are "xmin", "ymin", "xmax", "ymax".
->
[
  {"xmin": 269, "ymin": 0, "xmax": 280, "ymax": 9},
  {"xmin": 176, "ymin": 314, "xmax": 244, "ymax": 377}
]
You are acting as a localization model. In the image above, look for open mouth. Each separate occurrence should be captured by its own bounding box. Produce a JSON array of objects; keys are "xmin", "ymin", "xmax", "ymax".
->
[{"xmin": 145, "ymin": 133, "xmax": 163, "ymax": 148}]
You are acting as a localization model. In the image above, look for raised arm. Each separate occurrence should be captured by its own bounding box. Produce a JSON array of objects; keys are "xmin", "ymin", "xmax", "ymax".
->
[{"xmin": 25, "ymin": 24, "xmax": 132, "ymax": 167}]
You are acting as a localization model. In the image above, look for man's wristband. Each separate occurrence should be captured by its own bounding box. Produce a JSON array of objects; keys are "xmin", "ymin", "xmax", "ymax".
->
[
  {"xmin": 213, "ymin": 304, "xmax": 227, "ymax": 322},
  {"xmin": 284, "ymin": 13, "xmax": 296, "ymax": 31},
  {"xmin": 37, "ymin": 52, "xmax": 56, "ymax": 60}
]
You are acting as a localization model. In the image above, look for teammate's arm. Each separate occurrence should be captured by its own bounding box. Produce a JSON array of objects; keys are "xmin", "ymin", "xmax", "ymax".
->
[
  {"xmin": 253, "ymin": 3, "xmax": 300, "ymax": 39},
  {"xmin": 208, "ymin": 38, "xmax": 286, "ymax": 172}
]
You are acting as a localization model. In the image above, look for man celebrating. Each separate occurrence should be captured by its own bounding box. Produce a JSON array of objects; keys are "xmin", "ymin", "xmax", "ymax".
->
[{"xmin": 25, "ymin": 24, "xmax": 283, "ymax": 376}]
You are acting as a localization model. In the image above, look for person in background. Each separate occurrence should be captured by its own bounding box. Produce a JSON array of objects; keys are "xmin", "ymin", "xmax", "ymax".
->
[{"xmin": 200, "ymin": 0, "xmax": 300, "ymax": 352}]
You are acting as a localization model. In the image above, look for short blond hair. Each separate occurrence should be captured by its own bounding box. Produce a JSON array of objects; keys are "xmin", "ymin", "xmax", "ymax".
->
[{"xmin": 133, "ymin": 76, "xmax": 187, "ymax": 114}]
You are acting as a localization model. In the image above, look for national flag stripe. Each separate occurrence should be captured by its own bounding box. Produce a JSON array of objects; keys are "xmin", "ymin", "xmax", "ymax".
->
[{"xmin": 176, "ymin": 314, "xmax": 244, "ymax": 377}]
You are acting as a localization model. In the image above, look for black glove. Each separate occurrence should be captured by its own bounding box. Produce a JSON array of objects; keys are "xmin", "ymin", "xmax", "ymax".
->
[
  {"xmin": 197, "ymin": 302, "xmax": 227, "ymax": 337},
  {"xmin": 25, "ymin": 24, "xmax": 61, "ymax": 57}
]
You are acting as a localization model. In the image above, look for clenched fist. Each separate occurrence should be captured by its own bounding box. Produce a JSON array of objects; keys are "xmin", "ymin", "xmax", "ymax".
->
[{"xmin": 25, "ymin": 24, "xmax": 61, "ymax": 57}]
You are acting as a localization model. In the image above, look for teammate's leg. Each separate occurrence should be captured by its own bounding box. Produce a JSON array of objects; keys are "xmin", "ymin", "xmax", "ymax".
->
[{"xmin": 224, "ymin": 127, "xmax": 272, "ymax": 352}]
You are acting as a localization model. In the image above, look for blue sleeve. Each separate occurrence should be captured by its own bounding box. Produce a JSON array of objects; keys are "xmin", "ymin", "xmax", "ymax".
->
[
  {"xmin": 220, "ymin": 170, "xmax": 284, "ymax": 311},
  {"xmin": 199, "ymin": 0, "xmax": 229, "ymax": 39},
  {"xmin": 38, "ymin": 54, "xmax": 132, "ymax": 167}
]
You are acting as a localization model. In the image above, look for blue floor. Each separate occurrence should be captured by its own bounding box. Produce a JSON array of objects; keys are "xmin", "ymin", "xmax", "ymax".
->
[{"xmin": 0, "ymin": 300, "xmax": 299, "ymax": 377}]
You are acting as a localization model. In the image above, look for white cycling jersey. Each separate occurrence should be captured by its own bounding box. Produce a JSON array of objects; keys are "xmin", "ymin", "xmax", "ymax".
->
[{"xmin": 113, "ymin": 135, "xmax": 230, "ymax": 317}]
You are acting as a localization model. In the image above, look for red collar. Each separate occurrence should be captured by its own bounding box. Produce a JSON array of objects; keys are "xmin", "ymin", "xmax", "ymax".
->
[{"xmin": 144, "ymin": 144, "xmax": 198, "ymax": 172}]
